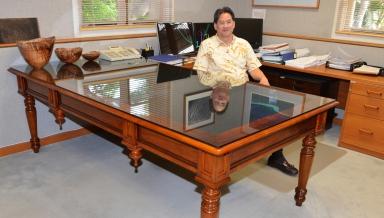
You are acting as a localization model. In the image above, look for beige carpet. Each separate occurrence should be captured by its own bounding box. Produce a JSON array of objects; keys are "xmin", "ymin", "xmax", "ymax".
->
[{"xmin": 230, "ymin": 138, "xmax": 347, "ymax": 193}]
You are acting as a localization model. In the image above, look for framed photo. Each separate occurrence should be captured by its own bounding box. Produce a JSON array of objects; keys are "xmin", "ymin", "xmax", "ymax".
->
[
  {"xmin": 242, "ymin": 84, "xmax": 305, "ymax": 133},
  {"xmin": 184, "ymin": 90, "xmax": 214, "ymax": 131},
  {"xmin": 253, "ymin": 0, "xmax": 320, "ymax": 8}
]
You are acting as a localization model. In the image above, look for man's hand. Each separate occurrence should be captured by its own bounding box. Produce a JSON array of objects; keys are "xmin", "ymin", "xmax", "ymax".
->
[{"xmin": 250, "ymin": 68, "xmax": 270, "ymax": 86}]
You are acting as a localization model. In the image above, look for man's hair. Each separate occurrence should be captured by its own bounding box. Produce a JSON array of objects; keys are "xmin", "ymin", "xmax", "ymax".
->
[{"xmin": 213, "ymin": 6, "xmax": 235, "ymax": 23}]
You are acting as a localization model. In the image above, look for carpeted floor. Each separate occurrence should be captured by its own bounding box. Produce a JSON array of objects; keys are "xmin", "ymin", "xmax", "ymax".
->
[{"xmin": 0, "ymin": 126, "xmax": 383, "ymax": 218}]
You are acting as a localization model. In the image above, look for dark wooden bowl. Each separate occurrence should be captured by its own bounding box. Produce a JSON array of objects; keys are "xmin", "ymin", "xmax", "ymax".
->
[
  {"xmin": 82, "ymin": 61, "xmax": 101, "ymax": 72},
  {"xmin": 82, "ymin": 51, "xmax": 100, "ymax": 61},
  {"xmin": 17, "ymin": 36, "xmax": 55, "ymax": 69},
  {"xmin": 57, "ymin": 63, "xmax": 83, "ymax": 79},
  {"xmin": 28, "ymin": 68, "xmax": 54, "ymax": 83},
  {"xmin": 55, "ymin": 47, "xmax": 82, "ymax": 64}
]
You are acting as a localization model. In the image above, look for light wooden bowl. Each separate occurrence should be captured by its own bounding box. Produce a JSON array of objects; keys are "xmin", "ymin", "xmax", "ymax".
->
[
  {"xmin": 55, "ymin": 47, "xmax": 82, "ymax": 64},
  {"xmin": 17, "ymin": 36, "xmax": 55, "ymax": 69}
]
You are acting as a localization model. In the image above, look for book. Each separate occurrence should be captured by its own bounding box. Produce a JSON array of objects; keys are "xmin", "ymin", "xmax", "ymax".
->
[
  {"xmin": 149, "ymin": 54, "xmax": 184, "ymax": 65},
  {"xmin": 261, "ymin": 49, "xmax": 295, "ymax": 62}
]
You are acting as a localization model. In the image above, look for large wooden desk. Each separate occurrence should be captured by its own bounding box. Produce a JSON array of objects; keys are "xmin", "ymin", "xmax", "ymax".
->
[{"xmin": 9, "ymin": 60, "xmax": 337, "ymax": 218}]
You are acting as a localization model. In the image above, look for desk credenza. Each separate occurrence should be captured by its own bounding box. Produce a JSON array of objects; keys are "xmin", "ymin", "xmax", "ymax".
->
[
  {"xmin": 261, "ymin": 62, "xmax": 384, "ymax": 159},
  {"xmin": 9, "ymin": 61, "xmax": 337, "ymax": 218}
]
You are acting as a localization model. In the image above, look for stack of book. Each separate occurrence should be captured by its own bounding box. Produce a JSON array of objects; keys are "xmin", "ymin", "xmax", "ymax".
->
[{"xmin": 259, "ymin": 43, "xmax": 295, "ymax": 64}]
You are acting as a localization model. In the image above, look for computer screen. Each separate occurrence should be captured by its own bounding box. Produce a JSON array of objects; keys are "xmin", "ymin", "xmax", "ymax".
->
[
  {"xmin": 233, "ymin": 18, "xmax": 263, "ymax": 49},
  {"xmin": 157, "ymin": 22, "xmax": 195, "ymax": 55},
  {"xmin": 192, "ymin": 22, "xmax": 216, "ymax": 50}
]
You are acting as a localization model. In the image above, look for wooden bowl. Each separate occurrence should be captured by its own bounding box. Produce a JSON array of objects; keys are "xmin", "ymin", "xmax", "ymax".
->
[
  {"xmin": 82, "ymin": 61, "xmax": 101, "ymax": 72},
  {"xmin": 82, "ymin": 51, "xmax": 100, "ymax": 61},
  {"xmin": 29, "ymin": 68, "xmax": 54, "ymax": 83},
  {"xmin": 17, "ymin": 36, "xmax": 55, "ymax": 69},
  {"xmin": 57, "ymin": 63, "xmax": 83, "ymax": 79},
  {"xmin": 55, "ymin": 47, "xmax": 82, "ymax": 64}
]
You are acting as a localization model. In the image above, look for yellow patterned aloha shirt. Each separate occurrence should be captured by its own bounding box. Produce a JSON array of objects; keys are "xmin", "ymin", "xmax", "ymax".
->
[{"xmin": 193, "ymin": 35, "xmax": 262, "ymax": 87}]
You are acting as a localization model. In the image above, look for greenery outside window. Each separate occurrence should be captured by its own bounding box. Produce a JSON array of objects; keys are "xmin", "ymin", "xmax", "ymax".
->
[
  {"xmin": 79, "ymin": 0, "xmax": 174, "ymax": 30},
  {"xmin": 335, "ymin": 0, "xmax": 384, "ymax": 37}
]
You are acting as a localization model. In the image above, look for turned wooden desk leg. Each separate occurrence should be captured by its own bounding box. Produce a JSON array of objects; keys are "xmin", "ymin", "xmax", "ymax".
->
[
  {"xmin": 196, "ymin": 153, "xmax": 230, "ymax": 218},
  {"xmin": 295, "ymin": 130, "xmax": 316, "ymax": 206},
  {"xmin": 24, "ymin": 94, "xmax": 40, "ymax": 153},
  {"xmin": 121, "ymin": 121, "xmax": 142, "ymax": 173},
  {"xmin": 201, "ymin": 186, "xmax": 221, "ymax": 218}
]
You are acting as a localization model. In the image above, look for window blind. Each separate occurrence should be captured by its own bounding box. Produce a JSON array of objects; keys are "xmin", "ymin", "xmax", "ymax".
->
[
  {"xmin": 79, "ymin": 0, "xmax": 174, "ymax": 28},
  {"xmin": 336, "ymin": 0, "xmax": 384, "ymax": 36}
]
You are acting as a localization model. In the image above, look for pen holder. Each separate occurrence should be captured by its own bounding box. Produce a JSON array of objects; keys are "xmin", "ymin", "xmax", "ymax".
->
[{"xmin": 141, "ymin": 49, "xmax": 154, "ymax": 59}]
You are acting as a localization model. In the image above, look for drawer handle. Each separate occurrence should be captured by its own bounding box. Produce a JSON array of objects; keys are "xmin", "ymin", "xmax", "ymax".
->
[
  {"xmin": 366, "ymin": 90, "xmax": 383, "ymax": 96},
  {"xmin": 358, "ymin": 128, "xmax": 373, "ymax": 135},
  {"xmin": 363, "ymin": 104, "xmax": 380, "ymax": 110}
]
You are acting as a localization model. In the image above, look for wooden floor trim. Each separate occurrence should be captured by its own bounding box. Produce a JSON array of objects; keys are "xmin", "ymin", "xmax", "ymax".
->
[{"xmin": 0, "ymin": 128, "xmax": 91, "ymax": 157}]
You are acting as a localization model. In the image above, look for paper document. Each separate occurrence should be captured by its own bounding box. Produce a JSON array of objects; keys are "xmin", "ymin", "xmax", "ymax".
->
[{"xmin": 353, "ymin": 65, "xmax": 381, "ymax": 75}]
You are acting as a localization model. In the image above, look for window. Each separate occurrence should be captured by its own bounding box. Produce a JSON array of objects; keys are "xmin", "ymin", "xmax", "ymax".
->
[
  {"xmin": 335, "ymin": 0, "xmax": 384, "ymax": 37},
  {"xmin": 78, "ymin": 0, "xmax": 174, "ymax": 29}
]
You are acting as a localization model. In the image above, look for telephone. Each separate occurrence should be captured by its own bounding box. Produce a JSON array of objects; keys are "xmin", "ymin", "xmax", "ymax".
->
[{"xmin": 99, "ymin": 46, "xmax": 141, "ymax": 61}]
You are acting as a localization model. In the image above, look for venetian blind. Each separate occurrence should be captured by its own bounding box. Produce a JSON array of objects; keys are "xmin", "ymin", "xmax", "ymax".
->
[
  {"xmin": 79, "ymin": 0, "xmax": 174, "ymax": 28},
  {"xmin": 335, "ymin": 0, "xmax": 384, "ymax": 36}
]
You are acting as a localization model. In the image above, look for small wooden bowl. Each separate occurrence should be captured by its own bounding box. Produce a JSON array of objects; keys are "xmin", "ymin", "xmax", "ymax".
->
[
  {"xmin": 82, "ymin": 61, "xmax": 101, "ymax": 72},
  {"xmin": 55, "ymin": 47, "xmax": 82, "ymax": 64},
  {"xmin": 82, "ymin": 51, "xmax": 100, "ymax": 61},
  {"xmin": 17, "ymin": 36, "xmax": 55, "ymax": 69}
]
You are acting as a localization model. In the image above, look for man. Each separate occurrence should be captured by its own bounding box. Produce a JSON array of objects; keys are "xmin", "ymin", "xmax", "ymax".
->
[{"xmin": 193, "ymin": 6, "xmax": 298, "ymax": 176}]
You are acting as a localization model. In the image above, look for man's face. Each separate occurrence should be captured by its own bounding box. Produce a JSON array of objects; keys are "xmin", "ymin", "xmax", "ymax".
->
[
  {"xmin": 211, "ymin": 87, "xmax": 230, "ymax": 112},
  {"xmin": 214, "ymin": 12, "xmax": 235, "ymax": 38}
]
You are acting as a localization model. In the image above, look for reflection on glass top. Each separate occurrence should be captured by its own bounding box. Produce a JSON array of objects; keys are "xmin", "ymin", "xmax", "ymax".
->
[{"xmin": 11, "ymin": 60, "xmax": 336, "ymax": 147}]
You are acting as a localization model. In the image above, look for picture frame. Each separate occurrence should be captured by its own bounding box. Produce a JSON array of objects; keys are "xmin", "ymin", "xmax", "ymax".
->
[
  {"xmin": 184, "ymin": 90, "xmax": 214, "ymax": 131},
  {"xmin": 242, "ymin": 84, "xmax": 305, "ymax": 133},
  {"xmin": 253, "ymin": 0, "xmax": 320, "ymax": 9}
]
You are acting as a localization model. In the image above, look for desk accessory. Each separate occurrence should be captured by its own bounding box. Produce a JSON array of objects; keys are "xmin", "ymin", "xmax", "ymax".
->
[
  {"xmin": 55, "ymin": 47, "xmax": 82, "ymax": 64},
  {"xmin": 17, "ymin": 36, "xmax": 55, "ymax": 69},
  {"xmin": 82, "ymin": 51, "xmax": 100, "ymax": 61},
  {"xmin": 141, "ymin": 48, "xmax": 154, "ymax": 59}
]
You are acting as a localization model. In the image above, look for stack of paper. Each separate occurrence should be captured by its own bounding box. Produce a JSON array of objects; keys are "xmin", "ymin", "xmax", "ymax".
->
[
  {"xmin": 285, "ymin": 54, "xmax": 330, "ymax": 68},
  {"xmin": 327, "ymin": 48, "xmax": 363, "ymax": 71},
  {"xmin": 353, "ymin": 65, "xmax": 381, "ymax": 75}
]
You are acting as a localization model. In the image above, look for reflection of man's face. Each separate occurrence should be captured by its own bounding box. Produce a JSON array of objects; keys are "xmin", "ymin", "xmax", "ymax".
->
[
  {"xmin": 211, "ymin": 86, "xmax": 230, "ymax": 112},
  {"xmin": 214, "ymin": 12, "xmax": 235, "ymax": 39}
]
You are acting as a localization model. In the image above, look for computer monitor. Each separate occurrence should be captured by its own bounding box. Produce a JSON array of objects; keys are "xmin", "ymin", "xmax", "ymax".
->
[
  {"xmin": 157, "ymin": 22, "xmax": 195, "ymax": 55},
  {"xmin": 192, "ymin": 22, "xmax": 216, "ymax": 50},
  {"xmin": 233, "ymin": 18, "xmax": 263, "ymax": 49}
]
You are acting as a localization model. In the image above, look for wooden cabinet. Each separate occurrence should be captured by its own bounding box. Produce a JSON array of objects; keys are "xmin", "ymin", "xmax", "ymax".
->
[{"xmin": 340, "ymin": 82, "xmax": 384, "ymax": 159}]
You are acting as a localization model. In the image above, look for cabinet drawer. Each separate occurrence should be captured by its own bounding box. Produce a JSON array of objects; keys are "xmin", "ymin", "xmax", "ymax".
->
[
  {"xmin": 341, "ymin": 114, "xmax": 384, "ymax": 153},
  {"xmin": 350, "ymin": 82, "xmax": 384, "ymax": 99},
  {"xmin": 347, "ymin": 94, "xmax": 384, "ymax": 120}
]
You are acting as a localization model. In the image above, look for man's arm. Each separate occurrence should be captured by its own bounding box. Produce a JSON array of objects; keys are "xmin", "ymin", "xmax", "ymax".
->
[{"xmin": 249, "ymin": 68, "xmax": 270, "ymax": 86}]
